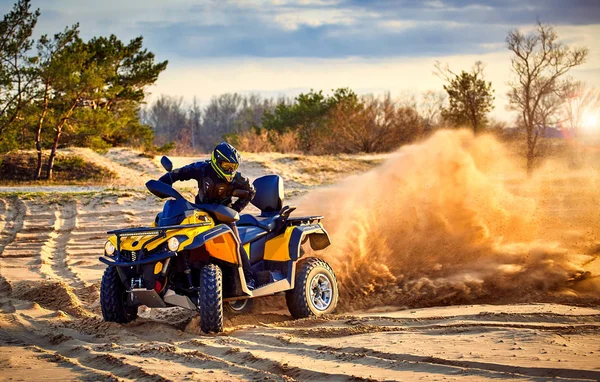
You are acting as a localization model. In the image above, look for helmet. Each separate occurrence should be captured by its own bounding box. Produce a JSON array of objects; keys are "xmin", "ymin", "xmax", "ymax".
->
[{"xmin": 211, "ymin": 142, "xmax": 240, "ymax": 182}]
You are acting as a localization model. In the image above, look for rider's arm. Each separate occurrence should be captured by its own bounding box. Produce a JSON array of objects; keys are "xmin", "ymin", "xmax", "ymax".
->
[
  {"xmin": 158, "ymin": 162, "xmax": 201, "ymax": 185},
  {"xmin": 231, "ymin": 174, "xmax": 256, "ymax": 212}
]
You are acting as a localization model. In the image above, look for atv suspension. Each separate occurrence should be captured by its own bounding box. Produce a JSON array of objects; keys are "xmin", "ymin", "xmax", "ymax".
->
[{"xmin": 181, "ymin": 255, "xmax": 201, "ymax": 306}]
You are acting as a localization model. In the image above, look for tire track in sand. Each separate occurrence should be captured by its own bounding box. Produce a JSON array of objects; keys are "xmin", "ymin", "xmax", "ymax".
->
[
  {"xmin": 47, "ymin": 200, "xmax": 80, "ymax": 284},
  {"xmin": 1, "ymin": 199, "xmax": 60, "ymax": 283},
  {"xmin": 0, "ymin": 307, "xmax": 164, "ymax": 382},
  {"xmin": 65, "ymin": 194, "xmax": 160, "ymax": 287},
  {"xmin": 40, "ymin": 200, "xmax": 100, "ymax": 311},
  {"xmin": 0, "ymin": 197, "xmax": 26, "ymax": 296},
  {"xmin": 234, "ymin": 331, "xmax": 600, "ymax": 381},
  {"xmin": 37, "ymin": 202, "xmax": 68, "ymax": 281},
  {"xmin": 0, "ymin": 197, "xmax": 26, "ymax": 255}
]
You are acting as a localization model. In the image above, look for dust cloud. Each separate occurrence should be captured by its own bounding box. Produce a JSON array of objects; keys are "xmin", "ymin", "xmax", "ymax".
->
[{"xmin": 297, "ymin": 130, "xmax": 600, "ymax": 312}]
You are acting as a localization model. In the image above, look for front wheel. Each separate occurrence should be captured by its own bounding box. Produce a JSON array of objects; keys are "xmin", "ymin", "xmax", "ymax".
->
[
  {"xmin": 199, "ymin": 264, "xmax": 224, "ymax": 333},
  {"xmin": 286, "ymin": 258, "xmax": 338, "ymax": 319},
  {"xmin": 100, "ymin": 267, "xmax": 137, "ymax": 323}
]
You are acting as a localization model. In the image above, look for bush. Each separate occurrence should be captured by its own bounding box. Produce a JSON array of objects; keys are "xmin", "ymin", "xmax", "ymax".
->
[
  {"xmin": 229, "ymin": 129, "xmax": 272, "ymax": 152},
  {"xmin": 227, "ymin": 129, "xmax": 300, "ymax": 153},
  {"xmin": 0, "ymin": 152, "xmax": 117, "ymax": 183}
]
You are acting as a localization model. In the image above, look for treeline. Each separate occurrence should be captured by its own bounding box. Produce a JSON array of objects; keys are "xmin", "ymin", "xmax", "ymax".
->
[
  {"xmin": 143, "ymin": 89, "xmax": 452, "ymax": 154},
  {"xmin": 1, "ymin": 0, "xmax": 593, "ymax": 180},
  {"xmin": 0, "ymin": 0, "xmax": 166, "ymax": 179},
  {"xmin": 140, "ymin": 93, "xmax": 279, "ymax": 154}
]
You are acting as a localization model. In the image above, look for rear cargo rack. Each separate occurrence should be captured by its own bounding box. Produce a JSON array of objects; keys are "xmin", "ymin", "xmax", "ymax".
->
[{"xmin": 286, "ymin": 216, "xmax": 324, "ymax": 226}]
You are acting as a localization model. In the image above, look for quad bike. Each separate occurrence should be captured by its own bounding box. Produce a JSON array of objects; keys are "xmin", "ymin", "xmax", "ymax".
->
[{"xmin": 99, "ymin": 156, "xmax": 338, "ymax": 333}]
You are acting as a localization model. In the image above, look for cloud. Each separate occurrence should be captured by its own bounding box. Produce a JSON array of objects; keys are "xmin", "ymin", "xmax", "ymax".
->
[
  {"xmin": 1, "ymin": 0, "xmax": 597, "ymax": 123},
  {"xmin": 4, "ymin": 0, "xmax": 594, "ymax": 61},
  {"xmin": 344, "ymin": 0, "xmax": 600, "ymax": 26},
  {"xmin": 147, "ymin": 23, "xmax": 600, "ymax": 123}
]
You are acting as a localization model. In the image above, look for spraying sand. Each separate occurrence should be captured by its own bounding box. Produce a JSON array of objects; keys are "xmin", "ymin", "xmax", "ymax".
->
[{"xmin": 298, "ymin": 130, "xmax": 600, "ymax": 311}]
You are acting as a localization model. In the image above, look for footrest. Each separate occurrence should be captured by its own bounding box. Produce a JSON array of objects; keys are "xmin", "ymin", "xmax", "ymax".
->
[
  {"xmin": 255, "ymin": 270, "xmax": 287, "ymax": 285},
  {"xmin": 271, "ymin": 271, "xmax": 285, "ymax": 282}
]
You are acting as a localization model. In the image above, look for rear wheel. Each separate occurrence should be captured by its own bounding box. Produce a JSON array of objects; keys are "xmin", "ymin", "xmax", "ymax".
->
[
  {"xmin": 199, "ymin": 264, "xmax": 224, "ymax": 333},
  {"xmin": 286, "ymin": 258, "xmax": 338, "ymax": 319},
  {"xmin": 100, "ymin": 267, "xmax": 137, "ymax": 323},
  {"xmin": 225, "ymin": 298, "xmax": 254, "ymax": 314}
]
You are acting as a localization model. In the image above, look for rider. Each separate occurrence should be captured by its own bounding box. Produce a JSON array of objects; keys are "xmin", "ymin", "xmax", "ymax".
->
[{"xmin": 158, "ymin": 142, "xmax": 257, "ymax": 289}]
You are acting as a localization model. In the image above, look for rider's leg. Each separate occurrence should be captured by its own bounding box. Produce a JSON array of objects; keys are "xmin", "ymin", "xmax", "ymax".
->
[{"xmin": 227, "ymin": 223, "xmax": 255, "ymax": 289}]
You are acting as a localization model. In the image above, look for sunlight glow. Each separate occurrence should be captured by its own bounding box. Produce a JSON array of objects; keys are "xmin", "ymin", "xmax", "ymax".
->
[{"xmin": 581, "ymin": 111, "xmax": 599, "ymax": 132}]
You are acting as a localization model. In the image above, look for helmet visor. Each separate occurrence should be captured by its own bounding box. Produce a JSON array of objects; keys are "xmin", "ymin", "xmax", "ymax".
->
[{"xmin": 219, "ymin": 161, "xmax": 238, "ymax": 173}]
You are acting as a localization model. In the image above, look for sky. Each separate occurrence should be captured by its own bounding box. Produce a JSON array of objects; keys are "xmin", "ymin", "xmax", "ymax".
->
[{"xmin": 3, "ymin": 0, "xmax": 600, "ymax": 122}]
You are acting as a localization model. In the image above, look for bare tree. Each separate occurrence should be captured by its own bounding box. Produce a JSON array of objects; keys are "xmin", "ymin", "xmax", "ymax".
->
[
  {"xmin": 506, "ymin": 21, "xmax": 588, "ymax": 174},
  {"xmin": 189, "ymin": 96, "xmax": 201, "ymax": 152},
  {"xmin": 558, "ymin": 81, "xmax": 599, "ymax": 134},
  {"xmin": 200, "ymin": 93, "xmax": 244, "ymax": 150},
  {"xmin": 535, "ymin": 79, "xmax": 569, "ymax": 132},
  {"xmin": 145, "ymin": 95, "xmax": 189, "ymax": 146},
  {"xmin": 419, "ymin": 90, "xmax": 447, "ymax": 130}
]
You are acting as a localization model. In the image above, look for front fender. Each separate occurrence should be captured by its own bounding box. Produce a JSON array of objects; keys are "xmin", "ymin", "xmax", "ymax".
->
[{"xmin": 183, "ymin": 224, "xmax": 241, "ymax": 264}]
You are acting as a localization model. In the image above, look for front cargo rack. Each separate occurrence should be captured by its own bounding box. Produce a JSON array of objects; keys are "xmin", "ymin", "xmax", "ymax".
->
[
  {"xmin": 107, "ymin": 222, "xmax": 212, "ymax": 256},
  {"xmin": 107, "ymin": 222, "xmax": 211, "ymax": 236}
]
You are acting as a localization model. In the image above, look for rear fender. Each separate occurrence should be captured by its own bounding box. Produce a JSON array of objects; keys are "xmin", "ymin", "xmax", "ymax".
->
[
  {"xmin": 263, "ymin": 223, "xmax": 331, "ymax": 262},
  {"xmin": 289, "ymin": 223, "xmax": 331, "ymax": 261},
  {"xmin": 283, "ymin": 223, "xmax": 331, "ymax": 290}
]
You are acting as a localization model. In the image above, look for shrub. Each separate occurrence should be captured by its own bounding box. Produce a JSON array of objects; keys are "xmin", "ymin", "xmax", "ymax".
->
[{"xmin": 0, "ymin": 152, "xmax": 117, "ymax": 183}]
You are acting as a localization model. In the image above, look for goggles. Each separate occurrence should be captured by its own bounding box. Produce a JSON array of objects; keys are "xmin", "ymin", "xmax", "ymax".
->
[{"xmin": 219, "ymin": 161, "xmax": 238, "ymax": 173}]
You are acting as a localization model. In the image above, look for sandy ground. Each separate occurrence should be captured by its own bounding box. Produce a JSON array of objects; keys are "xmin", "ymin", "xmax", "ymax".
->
[{"xmin": 1, "ymin": 144, "xmax": 599, "ymax": 381}]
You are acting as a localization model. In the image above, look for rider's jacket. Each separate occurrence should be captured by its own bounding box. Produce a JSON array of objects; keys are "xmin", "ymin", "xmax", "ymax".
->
[{"xmin": 158, "ymin": 161, "xmax": 255, "ymax": 212}]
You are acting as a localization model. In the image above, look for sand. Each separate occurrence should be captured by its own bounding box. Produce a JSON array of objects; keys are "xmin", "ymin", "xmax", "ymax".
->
[{"xmin": 1, "ymin": 135, "xmax": 599, "ymax": 381}]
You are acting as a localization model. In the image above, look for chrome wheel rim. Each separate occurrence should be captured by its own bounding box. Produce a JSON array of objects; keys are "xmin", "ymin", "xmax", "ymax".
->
[
  {"xmin": 310, "ymin": 273, "xmax": 332, "ymax": 311},
  {"xmin": 229, "ymin": 300, "xmax": 248, "ymax": 312}
]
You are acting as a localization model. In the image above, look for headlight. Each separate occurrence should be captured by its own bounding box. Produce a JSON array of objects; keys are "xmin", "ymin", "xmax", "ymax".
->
[
  {"xmin": 104, "ymin": 241, "xmax": 116, "ymax": 256},
  {"xmin": 167, "ymin": 237, "xmax": 180, "ymax": 252}
]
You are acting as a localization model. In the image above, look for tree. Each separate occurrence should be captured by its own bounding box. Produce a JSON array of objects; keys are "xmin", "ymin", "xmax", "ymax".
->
[
  {"xmin": 200, "ymin": 93, "xmax": 244, "ymax": 150},
  {"xmin": 44, "ymin": 34, "xmax": 167, "ymax": 179},
  {"xmin": 321, "ymin": 93, "xmax": 365, "ymax": 153},
  {"xmin": 506, "ymin": 22, "xmax": 588, "ymax": 174},
  {"xmin": 144, "ymin": 95, "xmax": 189, "ymax": 147},
  {"xmin": 0, "ymin": 0, "xmax": 39, "ymax": 142},
  {"xmin": 324, "ymin": 93, "xmax": 424, "ymax": 154},
  {"xmin": 0, "ymin": 1, "xmax": 166, "ymax": 179},
  {"xmin": 558, "ymin": 81, "xmax": 599, "ymax": 135},
  {"xmin": 33, "ymin": 24, "xmax": 80, "ymax": 179},
  {"xmin": 419, "ymin": 90, "xmax": 447, "ymax": 131},
  {"xmin": 189, "ymin": 96, "xmax": 201, "ymax": 151},
  {"xmin": 436, "ymin": 61, "xmax": 495, "ymax": 134}
]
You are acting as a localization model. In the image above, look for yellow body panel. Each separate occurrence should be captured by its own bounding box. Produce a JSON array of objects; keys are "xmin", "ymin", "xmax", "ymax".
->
[
  {"xmin": 243, "ymin": 243, "xmax": 250, "ymax": 258},
  {"xmin": 112, "ymin": 211, "xmax": 214, "ymax": 252},
  {"xmin": 264, "ymin": 227, "xmax": 295, "ymax": 261}
]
